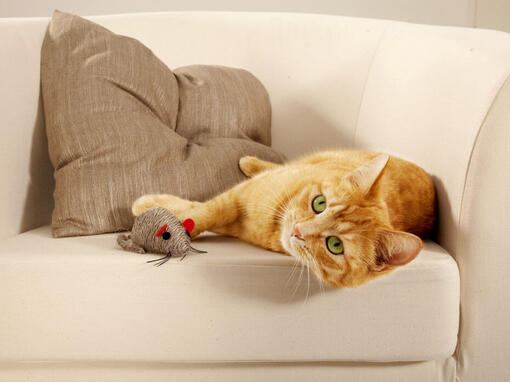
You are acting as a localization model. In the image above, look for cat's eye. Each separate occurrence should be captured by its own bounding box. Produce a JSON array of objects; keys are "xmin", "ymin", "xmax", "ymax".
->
[
  {"xmin": 312, "ymin": 195, "xmax": 327, "ymax": 213},
  {"xmin": 162, "ymin": 231, "xmax": 171, "ymax": 240},
  {"xmin": 326, "ymin": 236, "xmax": 344, "ymax": 255}
]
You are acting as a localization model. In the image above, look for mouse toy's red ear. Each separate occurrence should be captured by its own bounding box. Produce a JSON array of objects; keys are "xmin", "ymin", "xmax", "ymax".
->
[{"xmin": 181, "ymin": 219, "xmax": 195, "ymax": 233}]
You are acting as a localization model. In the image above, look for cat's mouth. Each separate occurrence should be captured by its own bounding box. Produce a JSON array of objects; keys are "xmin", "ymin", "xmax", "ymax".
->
[
  {"xmin": 282, "ymin": 230, "xmax": 307, "ymax": 259},
  {"xmin": 280, "ymin": 227, "xmax": 296, "ymax": 254},
  {"xmin": 280, "ymin": 212, "xmax": 307, "ymax": 258},
  {"xmin": 289, "ymin": 236, "xmax": 305, "ymax": 243}
]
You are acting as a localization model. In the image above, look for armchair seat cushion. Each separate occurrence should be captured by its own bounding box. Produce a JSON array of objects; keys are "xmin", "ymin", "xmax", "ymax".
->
[{"xmin": 0, "ymin": 226, "xmax": 459, "ymax": 363}]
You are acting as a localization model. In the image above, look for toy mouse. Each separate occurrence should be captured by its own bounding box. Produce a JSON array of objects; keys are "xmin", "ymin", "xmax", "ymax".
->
[{"xmin": 117, "ymin": 207, "xmax": 206, "ymax": 266}]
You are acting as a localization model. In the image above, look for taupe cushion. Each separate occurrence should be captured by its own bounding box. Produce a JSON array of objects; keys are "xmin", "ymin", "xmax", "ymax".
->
[{"xmin": 41, "ymin": 11, "xmax": 284, "ymax": 237}]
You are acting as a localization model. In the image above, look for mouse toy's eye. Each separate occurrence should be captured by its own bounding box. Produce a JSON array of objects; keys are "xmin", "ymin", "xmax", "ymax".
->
[
  {"xmin": 326, "ymin": 236, "xmax": 344, "ymax": 255},
  {"xmin": 162, "ymin": 231, "xmax": 171, "ymax": 240},
  {"xmin": 312, "ymin": 195, "xmax": 327, "ymax": 213}
]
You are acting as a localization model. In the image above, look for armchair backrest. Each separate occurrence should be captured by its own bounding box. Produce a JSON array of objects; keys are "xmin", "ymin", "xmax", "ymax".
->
[{"xmin": 1, "ymin": 13, "xmax": 510, "ymax": 381}]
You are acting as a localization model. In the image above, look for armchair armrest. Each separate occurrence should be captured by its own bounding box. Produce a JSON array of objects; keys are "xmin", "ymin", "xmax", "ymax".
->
[
  {"xmin": 455, "ymin": 75, "xmax": 510, "ymax": 382},
  {"xmin": 351, "ymin": 22, "xmax": 510, "ymax": 380}
]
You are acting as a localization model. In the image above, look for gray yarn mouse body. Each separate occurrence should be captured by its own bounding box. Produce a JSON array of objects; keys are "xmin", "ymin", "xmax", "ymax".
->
[{"xmin": 117, "ymin": 207, "xmax": 206, "ymax": 266}]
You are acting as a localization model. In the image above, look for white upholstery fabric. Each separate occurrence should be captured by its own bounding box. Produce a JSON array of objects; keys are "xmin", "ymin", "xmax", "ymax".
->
[
  {"xmin": 0, "ymin": 359, "xmax": 456, "ymax": 382},
  {"xmin": 1, "ymin": 11, "xmax": 510, "ymax": 381},
  {"xmin": 453, "ymin": 76, "xmax": 510, "ymax": 382},
  {"xmin": 353, "ymin": 22, "xmax": 510, "ymax": 382},
  {"xmin": 0, "ymin": 226, "xmax": 458, "ymax": 363},
  {"xmin": 0, "ymin": 17, "xmax": 54, "ymax": 237}
]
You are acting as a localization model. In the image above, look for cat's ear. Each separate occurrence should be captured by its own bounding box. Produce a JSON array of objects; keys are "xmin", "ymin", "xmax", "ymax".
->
[
  {"xmin": 370, "ymin": 229, "xmax": 423, "ymax": 272},
  {"xmin": 345, "ymin": 155, "xmax": 389, "ymax": 194}
]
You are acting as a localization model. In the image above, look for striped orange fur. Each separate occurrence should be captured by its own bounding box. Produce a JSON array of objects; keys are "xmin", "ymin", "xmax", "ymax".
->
[{"xmin": 133, "ymin": 150, "xmax": 436, "ymax": 287}]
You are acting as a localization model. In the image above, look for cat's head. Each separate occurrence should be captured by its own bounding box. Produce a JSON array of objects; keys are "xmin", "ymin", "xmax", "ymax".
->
[{"xmin": 280, "ymin": 155, "xmax": 423, "ymax": 288}]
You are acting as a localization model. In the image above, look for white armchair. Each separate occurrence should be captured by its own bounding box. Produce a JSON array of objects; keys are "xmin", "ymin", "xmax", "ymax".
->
[{"xmin": 0, "ymin": 12, "xmax": 509, "ymax": 381}]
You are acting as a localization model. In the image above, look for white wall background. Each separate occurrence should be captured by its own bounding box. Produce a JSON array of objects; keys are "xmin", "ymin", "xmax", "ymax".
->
[{"xmin": 1, "ymin": 0, "xmax": 509, "ymax": 32}]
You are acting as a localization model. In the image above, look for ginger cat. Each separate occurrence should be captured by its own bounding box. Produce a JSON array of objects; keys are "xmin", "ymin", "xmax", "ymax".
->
[{"xmin": 132, "ymin": 150, "xmax": 436, "ymax": 287}]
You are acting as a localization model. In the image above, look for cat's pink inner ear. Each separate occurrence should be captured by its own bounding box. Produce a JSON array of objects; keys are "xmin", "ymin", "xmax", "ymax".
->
[
  {"xmin": 373, "ymin": 230, "xmax": 423, "ymax": 272},
  {"xmin": 346, "ymin": 155, "xmax": 389, "ymax": 194},
  {"xmin": 182, "ymin": 219, "xmax": 195, "ymax": 233}
]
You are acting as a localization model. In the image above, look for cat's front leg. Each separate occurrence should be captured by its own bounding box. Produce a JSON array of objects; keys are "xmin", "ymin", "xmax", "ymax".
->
[
  {"xmin": 132, "ymin": 191, "xmax": 242, "ymax": 239},
  {"xmin": 177, "ymin": 191, "xmax": 243, "ymax": 239}
]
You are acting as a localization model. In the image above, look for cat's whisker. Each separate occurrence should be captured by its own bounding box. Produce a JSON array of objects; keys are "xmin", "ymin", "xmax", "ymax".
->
[
  {"xmin": 242, "ymin": 200, "xmax": 284, "ymax": 214},
  {"xmin": 290, "ymin": 258, "xmax": 305, "ymax": 300},
  {"xmin": 259, "ymin": 177, "xmax": 293, "ymax": 215},
  {"xmin": 258, "ymin": 177, "xmax": 282, "ymax": 200},
  {"xmin": 240, "ymin": 204, "xmax": 274, "ymax": 217},
  {"xmin": 242, "ymin": 202, "xmax": 287, "ymax": 222},
  {"xmin": 292, "ymin": 246, "xmax": 313, "ymax": 305},
  {"xmin": 284, "ymin": 255, "xmax": 301, "ymax": 290},
  {"xmin": 298, "ymin": 245, "xmax": 326, "ymax": 299},
  {"xmin": 310, "ymin": 255, "xmax": 326, "ymax": 297},
  {"xmin": 257, "ymin": 208, "xmax": 286, "ymax": 220},
  {"xmin": 267, "ymin": 176, "xmax": 293, "ymax": 212},
  {"xmin": 244, "ymin": 209, "xmax": 286, "ymax": 222},
  {"xmin": 250, "ymin": 176, "xmax": 295, "ymax": 228},
  {"xmin": 280, "ymin": 186, "xmax": 293, "ymax": 211},
  {"xmin": 305, "ymin": 258, "xmax": 311, "ymax": 304}
]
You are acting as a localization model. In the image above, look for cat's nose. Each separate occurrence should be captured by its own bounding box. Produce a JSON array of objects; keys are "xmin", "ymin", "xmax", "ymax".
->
[{"xmin": 291, "ymin": 225, "xmax": 303, "ymax": 239}]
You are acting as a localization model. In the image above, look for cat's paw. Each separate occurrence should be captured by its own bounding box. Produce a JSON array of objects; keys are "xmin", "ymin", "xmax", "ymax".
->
[
  {"xmin": 239, "ymin": 156, "xmax": 278, "ymax": 177},
  {"xmin": 239, "ymin": 156, "xmax": 257, "ymax": 177},
  {"xmin": 132, "ymin": 194, "xmax": 197, "ymax": 217},
  {"xmin": 132, "ymin": 194, "xmax": 159, "ymax": 216}
]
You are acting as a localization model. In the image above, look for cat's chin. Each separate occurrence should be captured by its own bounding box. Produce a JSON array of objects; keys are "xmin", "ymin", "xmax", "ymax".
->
[
  {"xmin": 280, "ymin": 229, "xmax": 292, "ymax": 254},
  {"xmin": 280, "ymin": 228, "xmax": 295, "ymax": 256},
  {"xmin": 280, "ymin": 212, "xmax": 307, "ymax": 260}
]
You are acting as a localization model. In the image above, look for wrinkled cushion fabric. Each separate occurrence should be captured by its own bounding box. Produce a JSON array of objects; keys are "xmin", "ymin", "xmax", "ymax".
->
[{"xmin": 41, "ymin": 11, "xmax": 285, "ymax": 237}]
